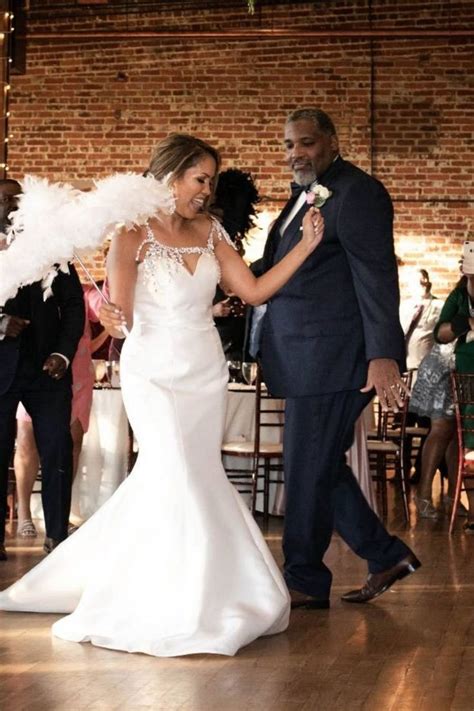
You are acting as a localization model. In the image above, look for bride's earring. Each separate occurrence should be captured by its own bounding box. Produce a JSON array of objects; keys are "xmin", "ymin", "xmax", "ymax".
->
[{"xmin": 165, "ymin": 182, "xmax": 177, "ymax": 215}]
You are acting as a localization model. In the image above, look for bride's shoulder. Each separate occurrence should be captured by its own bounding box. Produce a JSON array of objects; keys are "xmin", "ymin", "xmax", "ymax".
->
[
  {"xmin": 109, "ymin": 224, "xmax": 146, "ymax": 261},
  {"xmin": 187, "ymin": 213, "xmax": 221, "ymax": 246},
  {"xmin": 202, "ymin": 214, "xmax": 235, "ymax": 249},
  {"xmin": 193, "ymin": 213, "xmax": 215, "ymax": 234},
  {"xmin": 113, "ymin": 223, "xmax": 145, "ymax": 243}
]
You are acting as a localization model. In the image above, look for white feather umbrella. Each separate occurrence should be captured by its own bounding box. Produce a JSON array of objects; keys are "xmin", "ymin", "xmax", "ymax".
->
[{"xmin": 0, "ymin": 173, "xmax": 174, "ymax": 306}]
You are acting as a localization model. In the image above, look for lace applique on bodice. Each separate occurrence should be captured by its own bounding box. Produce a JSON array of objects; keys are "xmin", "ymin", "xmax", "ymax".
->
[{"xmin": 136, "ymin": 216, "xmax": 235, "ymax": 292}]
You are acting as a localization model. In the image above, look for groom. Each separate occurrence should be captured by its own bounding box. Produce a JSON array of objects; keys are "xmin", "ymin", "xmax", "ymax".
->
[{"xmin": 260, "ymin": 108, "xmax": 420, "ymax": 607}]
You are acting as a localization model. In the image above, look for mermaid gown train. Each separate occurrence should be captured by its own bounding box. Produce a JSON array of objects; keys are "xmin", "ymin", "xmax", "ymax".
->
[{"xmin": 0, "ymin": 221, "xmax": 290, "ymax": 657}]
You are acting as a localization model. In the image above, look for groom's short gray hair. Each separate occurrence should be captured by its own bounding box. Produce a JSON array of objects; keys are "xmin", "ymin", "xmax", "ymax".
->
[{"xmin": 286, "ymin": 109, "xmax": 337, "ymax": 136}]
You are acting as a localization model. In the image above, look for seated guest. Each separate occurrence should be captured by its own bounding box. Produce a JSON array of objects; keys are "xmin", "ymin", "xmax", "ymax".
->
[
  {"xmin": 400, "ymin": 268, "xmax": 444, "ymax": 482},
  {"xmin": 410, "ymin": 342, "xmax": 457, "ymax": 518},
  {"xmin": 434, "ymin": 246, "xmax": 474, "ymax": 531},
  {"xmin": 0, "ymin": 179, "xmax": 85, "ymax": 560}
]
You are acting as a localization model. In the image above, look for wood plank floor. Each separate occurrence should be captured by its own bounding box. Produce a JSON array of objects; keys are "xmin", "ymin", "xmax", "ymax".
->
[{"xmin": 1, "ymin": 489, "xmax": 474, "ymax": 711}]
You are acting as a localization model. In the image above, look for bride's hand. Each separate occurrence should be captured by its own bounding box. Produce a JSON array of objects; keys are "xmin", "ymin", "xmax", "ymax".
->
[
  {"xmin": 99, "ymin": 302, "xmax": 128, "ymax": 337},
  {"xmin": 301, "ymin": 208, "xmax": 324, "ymax": 254}
]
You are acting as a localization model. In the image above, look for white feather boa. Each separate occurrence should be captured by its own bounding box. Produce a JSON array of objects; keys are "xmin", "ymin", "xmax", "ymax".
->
[{"xmin": 0, "ymin": 173, "xmax": 174, "ymax": 305}]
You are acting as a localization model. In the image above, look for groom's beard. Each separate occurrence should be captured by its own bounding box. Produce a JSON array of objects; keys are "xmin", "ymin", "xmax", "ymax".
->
[{"xmin": 292, "ymin": 168, "xmax": 317, "ymax": 187}]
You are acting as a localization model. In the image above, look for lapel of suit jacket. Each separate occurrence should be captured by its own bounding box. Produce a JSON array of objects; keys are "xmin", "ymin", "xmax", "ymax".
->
[
  {"xmin": 274, "ymin": 200, "xmax": 310, "ymax": 261},
  {"xmin": 263, "ymin": 191, "xmax": 303, "ymax": 270}
]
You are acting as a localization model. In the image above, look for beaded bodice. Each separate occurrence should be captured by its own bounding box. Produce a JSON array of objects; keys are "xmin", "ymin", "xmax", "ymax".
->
[
  {"xmin": 136, "ymin": 216, "xmax": 233, "ymax": 285},
  {"xmin": 131, "ymin": 217, "xmax": 234, "ymax": 332}
]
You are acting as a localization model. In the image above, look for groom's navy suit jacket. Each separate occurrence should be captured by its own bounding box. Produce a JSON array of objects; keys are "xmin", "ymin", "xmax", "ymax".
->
[
  {"xmin": 0, "ymin": 267, "xmax": 85, "ymax": 396},
  {"xmin": 260, "ymin": 157, "xmax": 405, "ymax": 398}
]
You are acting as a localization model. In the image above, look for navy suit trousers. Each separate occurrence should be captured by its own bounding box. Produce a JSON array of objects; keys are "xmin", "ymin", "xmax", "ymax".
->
[
  {"xmin": 283, "ymin": 389, "xmax": 411, "ymax": 598},
  {"xmin": 0, "ymin": 365, "xmax": 73, "ymax": 543}
]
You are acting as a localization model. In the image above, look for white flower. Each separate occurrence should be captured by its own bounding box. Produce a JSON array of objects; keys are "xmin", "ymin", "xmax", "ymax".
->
[{"xmin": 306, "ymin": 182, "xmax": 332, "ymax": 207}]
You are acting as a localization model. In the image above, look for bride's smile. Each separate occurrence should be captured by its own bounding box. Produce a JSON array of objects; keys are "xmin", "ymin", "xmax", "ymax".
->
[{"xmin": 172, "ymin": 155, "xmax": 217, "ymax": 219}]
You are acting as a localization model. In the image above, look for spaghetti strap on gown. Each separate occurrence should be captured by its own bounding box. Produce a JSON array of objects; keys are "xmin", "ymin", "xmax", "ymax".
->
[{"xmin": 0, "ymin": 218, "xmax": 290, "ymax": 657}]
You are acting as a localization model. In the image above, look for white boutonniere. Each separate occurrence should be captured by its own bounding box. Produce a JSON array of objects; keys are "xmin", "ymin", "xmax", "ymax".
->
[{"xmin": 306, "ymin": 182, "xmax": 332, "ymax": 208}]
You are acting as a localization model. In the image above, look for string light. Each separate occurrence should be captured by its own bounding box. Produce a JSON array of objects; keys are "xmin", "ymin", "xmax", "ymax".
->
[{"xmin": 1, "ymin": 11, "xmax": 13, "ymax": 179}]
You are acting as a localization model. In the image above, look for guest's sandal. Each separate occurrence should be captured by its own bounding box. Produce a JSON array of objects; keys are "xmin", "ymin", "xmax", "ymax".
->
[{"xmin": 18, "ymin": 519, "xmax": 38, "ymax": 538}]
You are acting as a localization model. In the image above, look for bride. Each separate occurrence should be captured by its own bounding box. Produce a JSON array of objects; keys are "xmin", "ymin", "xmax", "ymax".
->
[{"xmin": 0, "ymin": 133, "xmax": 324, "ymax": 657}]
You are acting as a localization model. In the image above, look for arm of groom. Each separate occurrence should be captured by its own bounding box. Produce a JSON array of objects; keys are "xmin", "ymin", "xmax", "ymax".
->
[
  {"xmin": 337, "ymin": 177, "xmax": 407, "ymax": 411},
  {"xmin": 216, "ymin": 208, "xmax": 324, "ymax": 306}
]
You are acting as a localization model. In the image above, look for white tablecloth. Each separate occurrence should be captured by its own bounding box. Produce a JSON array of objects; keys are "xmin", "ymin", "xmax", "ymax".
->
[
  {"xmin": 70, "ymin": 388, "xmax": 129, "ymax": 523},
  {"xmin": 31, "ymin": 388, "xmax": 129, "ymax": 523},
  {"xmin": 224, "ymin": 385, "xmax": 378, "ymax": 515}
]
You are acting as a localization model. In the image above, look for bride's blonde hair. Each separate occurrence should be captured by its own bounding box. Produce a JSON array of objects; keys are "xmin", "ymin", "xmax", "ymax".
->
[{"xmin": 147, "ymin": 134, "xmax": 221, "ymax": 199}]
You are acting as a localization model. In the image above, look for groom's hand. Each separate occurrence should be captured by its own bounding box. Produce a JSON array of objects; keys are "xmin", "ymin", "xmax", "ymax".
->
[{"xmin": 360, "ymin": 358, "xmax": 410, "ymax": 412}]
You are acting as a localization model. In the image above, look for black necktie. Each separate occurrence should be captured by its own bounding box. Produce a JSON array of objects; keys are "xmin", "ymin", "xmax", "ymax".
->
[{"xmin": 405, "ymin": 304, "xmax": 424, "ymax": 344}]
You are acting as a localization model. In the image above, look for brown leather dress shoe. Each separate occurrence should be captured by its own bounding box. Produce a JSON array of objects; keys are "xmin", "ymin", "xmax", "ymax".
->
[
  {"xmin": 0, "ymin": 543, "xmax": 7, "ymax": 561},
  {"xmin": 341, "ymin": 552, "xmax": 421, "ymax": 604},
  {"xmin": 289, "ymin": 588, "xmax": 330, "ymax": 609}
]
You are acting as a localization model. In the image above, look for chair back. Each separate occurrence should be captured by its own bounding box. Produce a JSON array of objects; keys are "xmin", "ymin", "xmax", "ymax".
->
[
  {"xmin": 367, "ymin": 370, "xmax": 413, "ymax": 522},
  {"xmin": 253, "ymin": 364, "xmax": 285, "ymax": 458},
  {"xmin": 451, "ymin": 371, "xmax": 474, "ymax": 453},
  {"xmin": 374, "ymin": 370, "xmax": 413, "ymax": 442}
]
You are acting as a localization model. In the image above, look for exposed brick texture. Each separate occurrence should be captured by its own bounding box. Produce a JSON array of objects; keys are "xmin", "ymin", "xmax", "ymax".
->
[{"xmin": 7, "ymin": 0, "xmax": 474, "ymax": 298}]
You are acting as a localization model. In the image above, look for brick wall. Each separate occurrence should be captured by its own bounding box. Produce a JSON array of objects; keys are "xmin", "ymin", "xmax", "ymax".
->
[{"xmin": 7, "ymin": 0, "xmax": 474, "ymax": 299}]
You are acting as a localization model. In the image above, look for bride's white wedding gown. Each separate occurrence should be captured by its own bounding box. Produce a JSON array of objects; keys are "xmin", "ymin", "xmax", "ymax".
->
[{"xmin": 0, "ymin": 220, "xmax": 290, "ymax": 657}]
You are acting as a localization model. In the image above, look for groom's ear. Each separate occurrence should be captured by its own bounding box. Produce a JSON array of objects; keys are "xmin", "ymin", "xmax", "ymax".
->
[{"xmin": 330, "ymin": 134, "xmax": 339, "ymax": 152}]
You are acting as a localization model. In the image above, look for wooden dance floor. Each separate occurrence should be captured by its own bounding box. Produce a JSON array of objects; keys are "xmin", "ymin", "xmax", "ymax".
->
[{"xmin": 1, "ymin": 493, "xmax": 474, "ymax": 711}]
